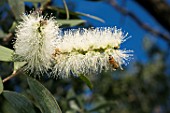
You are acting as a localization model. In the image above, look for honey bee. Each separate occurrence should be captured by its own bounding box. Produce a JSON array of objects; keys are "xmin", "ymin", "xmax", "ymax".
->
[
  {"xmin": 109, "ymin": 55, "xmax": 119, "ymax": 70},
  {"xmin": 114, "ymin": 46, "xmax": 119, "ymax": 49},
  {"xmin": 52, "ymin": 48, "xmax": 61, "ymax": 57}
]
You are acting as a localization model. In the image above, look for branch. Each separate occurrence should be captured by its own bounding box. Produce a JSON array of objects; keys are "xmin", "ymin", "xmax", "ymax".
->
[
  {"xmin": 134, "ymin": 0, "xmax": 170, "ymax": 32},
  {"xmin": 108, "ymin": 0, "xmax": 170, "ymax": 43}
]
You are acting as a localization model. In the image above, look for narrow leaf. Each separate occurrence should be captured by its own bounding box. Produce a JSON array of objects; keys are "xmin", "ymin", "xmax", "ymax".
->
[
  {"xmin": 3, "ymin": 91, "xmax": 36, "ymax": 113},
  {"xmin": 23, "ymin": 0, "xmax": 48, "ymax": 9},
  {"xmin": 66, "ymin": 89, "xmax": 76, "ymax": 99},
  {"xmin": 0, "ymin": 29, "xmax": 7, "ymax": 39},
  {"xmin": 27, "ymin": 77, "xmax": 62, "ymax": 113},
  {"xmin": 65, "ymin": 110, "xmax": 77, "ymax": 113},
  {"xmin": 14, "ymin": 62, "xmax": 27, "ymax": 71},
  {"xmin": 0, "ymin": 77, "xmax": 3, "ymax": 94},
  {"xmin": 69, "ymin": 100, "xmax": 81, "ymax": 112},
  {"xmin": 23, "ymin": 0, "xmax": 45, "ymax": 2},
  {"xmin": 0, "ymin": 46, "xmax": 13, "ymax": 61},
  {"xmin": 9, "ymin": 21, "xmax": 17, "ymax": 32},
  {"xmin": 88, "ymin": 102, "xmax": 116, "ymax": 112},
  {"xmin": 57, "ymin": 19, "xmax": 86, "ymax": 27},
  {"xmin": 62, "ymin": 0, "xmax": 69, "ymax": 19},
  {"xmin": 79, "ymin": 74, "xmax": 93, "ymax": 90},
  {"xmin": 8, "ymin": 0, "xmax": 25, "ymax": 20},
  {"xmin": 2, "ymin": 101, "xmax": 18, "ymax": 113},
  {"xmin": 47, "ymin": 6, "xmax": 104, "ymax": 23},
  {"xmin": 76, "ymin": 11, "xmax": 105, "ymax": 23}
]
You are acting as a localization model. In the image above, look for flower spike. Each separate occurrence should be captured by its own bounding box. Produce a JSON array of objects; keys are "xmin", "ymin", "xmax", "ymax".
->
[
  {"xmin": 52, "ymin": 27, "xmax": 133, "ymax": 78},
  {"xmin": 14, "ymin": 12, "xmax": 60, "ymax": 76}
]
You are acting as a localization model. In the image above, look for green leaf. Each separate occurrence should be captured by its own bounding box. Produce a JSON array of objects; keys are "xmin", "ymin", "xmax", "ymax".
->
[
  {"xmin": 66, "ymin": 89, "xmax": 84, "ymax": 111},
  {"xmin": 0, "ymin": 29, "xmax": 7, "ymax": 39},
  {"xmin": 0, "ymin": 0, "xmax": 6, "ymax": 6},
  {"xmin": 0, "ymin": 46, "xmax": 13, "ymax": 62},
  {"xmin": 24, "ymin": 0, "xmax": 50, "ymax": 9},
  {"xmin": 57, "ymin": 19, "xmax": 86, "ymax": 27},
  {"xmin": 3, "ymin": 91, "xmax": 36, "ymax": 113},
  {"xmin": 8, "ymin": 0, "xmax": 25, "ymax": 20},
  {"xmin": 47, "ymin": 6, "xmax": 104, "ymax": 23},
  {"xmin": 66, "ymin": 89, "xmax": 76, "ymax": 99},
  {"xmin": 69, "ymin": 100, "xmax": 81, "ymax": 112},
  {"xmin": 23, "ymin": 0, "xmax": 45, "ymax": 2},
  {"xmin": 0, "ymin": 77, "xmax": 3, "ymax": 94},
  {"xmin": 62, "ymin": 0, "xmax": 69, "ymax": 19},
  {"xmin": 27, "ymin": 77, "xmax": 62, "ymax": 113},
  {"xmin": 65, "ymin": 110, "xmax": 77, "ymax": 113},
  {"xmin": 9, "ymin": 21, "xmax": 17, "ymax": 33},
  {"xmin": 2, "ymin": 100, "xmax": 18, "ymax": 113},
  {"xmin": 75, "ymin": 11, "xmax": 105, "ymax": 23},
  {"xmin": 14, "ymin": 62, "xmax": 27, "ymax": 71},
  {"xmin": 79, "ymin": 74, "xmax": 93, "ymax": 90},
  {"xmin": 88, "ymin": 102, "xmax": 116, "ymax": 112}
]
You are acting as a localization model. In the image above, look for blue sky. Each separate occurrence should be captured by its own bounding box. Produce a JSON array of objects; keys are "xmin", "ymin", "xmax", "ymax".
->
[{"xmin": 53, "ymin": 0, "xmax": 169, "ymax": 63}]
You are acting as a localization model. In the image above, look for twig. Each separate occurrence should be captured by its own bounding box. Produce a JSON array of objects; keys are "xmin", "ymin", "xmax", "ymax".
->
[
  {"xmin": 108, "ymin": 0, "xmax": 170, "ymax": 43},
  {"xmin": 2, "ymin": 68, "xmax": 23, "ymax": 83},
  {"xmin": 3, "ymin": 33, "xmax": 13, "ymax": 42}
]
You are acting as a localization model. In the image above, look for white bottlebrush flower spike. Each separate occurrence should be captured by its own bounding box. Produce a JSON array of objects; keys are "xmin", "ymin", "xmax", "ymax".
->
[
  {"xmin": 52, "ymin": 27, "xmax": 133, "ymax": 78},
  {"xmin": 13, "ymin": 12, "xmax": 133, "ymax": 78},
  {"xmin": 14, "ymin": 12, "xmax": 59, "ymax": 75}
]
